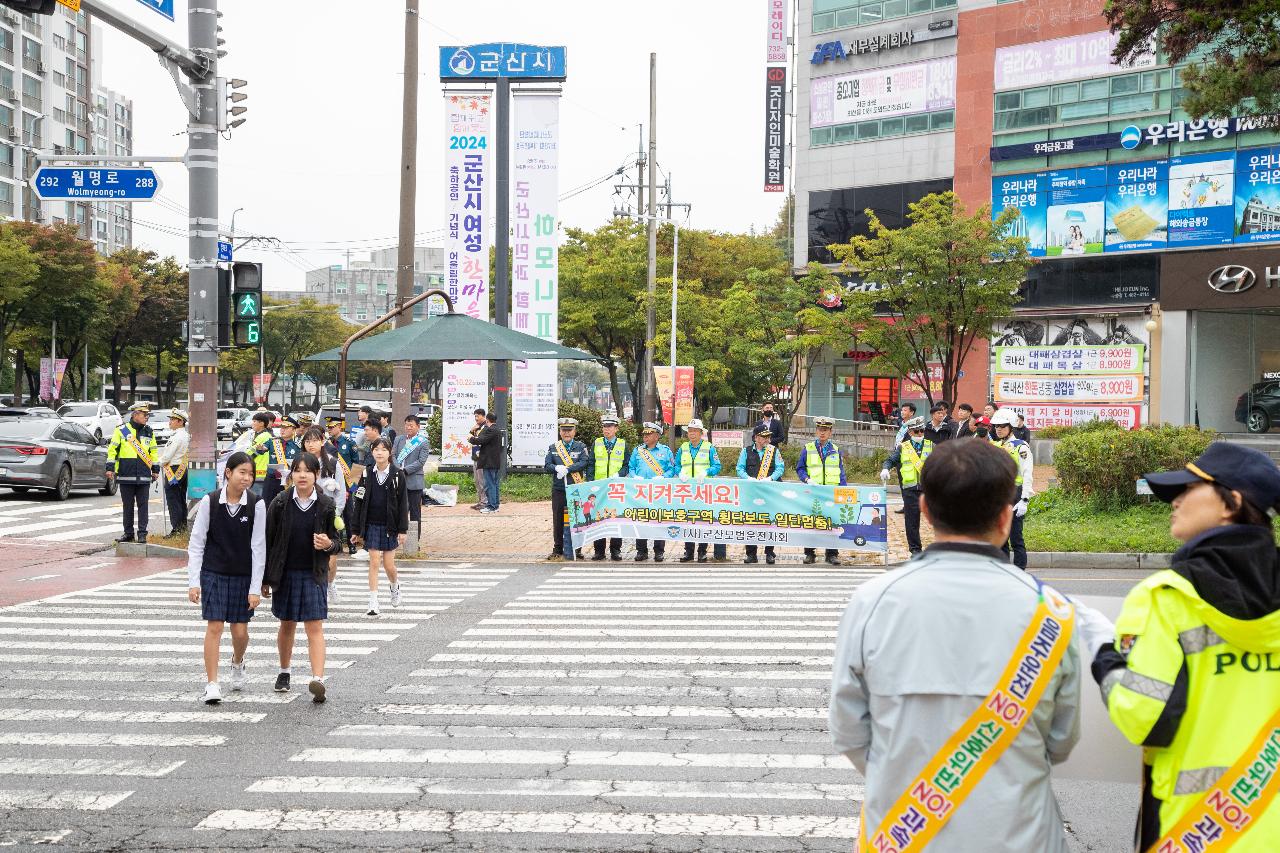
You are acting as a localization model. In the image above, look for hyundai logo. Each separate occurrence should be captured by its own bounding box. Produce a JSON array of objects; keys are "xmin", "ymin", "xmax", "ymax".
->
[
  {"xmin": 1120, "ymin": 125, "xmax": 1143, "ymax": 150},
  {"xmin": 1208, "ymin": 265, "xmax": 1256, "ymax": 294}
]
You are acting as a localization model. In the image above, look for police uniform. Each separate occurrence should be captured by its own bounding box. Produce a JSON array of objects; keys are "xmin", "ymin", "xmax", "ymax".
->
[
  {"xmin": 737, "ymin": 423, "xmax": 784, "ymax": 564},
  {"xmin": 543, "ymin": 418, "xmax": 590, "ymax": 561},
  {"xmin": 629, "ymin": 423, "xmax": 677, "ymax": 561},
  {"xmin": 796, "ymin": 417, "xmax": 845, "ymax": 565},
  {"xmin": 676, "ymin": 418, "xmax": 724, "ymax": 563},
  {"xmin": 156, "ymin": 407, "xmax": 190, "ymax": 534},
  {"xmin": 107, "ymin": 402, "xmax": 159, "ymax": 543},
  {"xmin": 261, "ymin": 415, "xmax": 299, "ymax": 506},
  {"xmin": 589, "ymin": 415, "xmax": 629, "ymax": 561},
  {"xmin": 988, "ymin": 411, "xmax": 1034, "ymax": 570},
  {"xmin": 1084, "ymin": 444, "xmax": 1280, "ymax": 851},
  {"xmin": 326, "ymin": 416, "xmax": 361, "ymax": 553},
  {"xmin": 880, "ymin": 416, "xmax": 932, "ymax": 555}
]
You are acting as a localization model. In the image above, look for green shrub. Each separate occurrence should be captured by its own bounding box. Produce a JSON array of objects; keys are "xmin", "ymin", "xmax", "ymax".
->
[
  {"xmin": 1025, "ymin": 487, "xmax": 1180, "ymax": 552},
  {"xmin": 1053, "ymin": 423, "xmax": 1215, "ymax": 508},
  {"xmin": 427, "ymin": 408, "xmax": 443, "ymax": 452},
  {"xmin": 558, "ymin": 401, "xmax": 639, "ymax": 450},
  {"xmin": 1035, "ymin": 419, "xmax": 1128, "ymax": 440}
]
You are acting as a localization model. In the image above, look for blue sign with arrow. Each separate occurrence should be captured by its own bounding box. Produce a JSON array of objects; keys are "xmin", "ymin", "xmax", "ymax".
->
[
  {"xmin": 439, "ymin": 44, "xmax": 567, "ymax": 80},
  {"xmin": 33, "ymin": 167, "xmax": 161, "ymax": 201},
  {"xmin": 135, "ymin": 0, "xmax": 174, "ymax": 21}
]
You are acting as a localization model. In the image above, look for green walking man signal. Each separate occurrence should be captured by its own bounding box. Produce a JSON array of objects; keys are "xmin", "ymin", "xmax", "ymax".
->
[{"xmin": 231, "ymin": 261, "xmax": 263, "ymax": 349}]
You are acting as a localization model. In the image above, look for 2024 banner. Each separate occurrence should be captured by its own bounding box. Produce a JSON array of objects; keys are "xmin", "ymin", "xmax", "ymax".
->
[{"xmin": 566, "ymin": 478, "xmax": 889, "ymax": 553}]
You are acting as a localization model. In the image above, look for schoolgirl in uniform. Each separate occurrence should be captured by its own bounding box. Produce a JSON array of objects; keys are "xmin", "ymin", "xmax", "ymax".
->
[
  {"xmin": 185, "ymin": 451, "xmax": 266, "ymax": 705},
  {"xmin": 265, "ymin": 452, "xmax": 341, "ymax": 703},
  {"xmin": 295, "ymin": 427, "xmax": 346, "ymax": 601},
  {"xmin": 350, "ymin": 437, "xmax": 408, "ymax": 616}
]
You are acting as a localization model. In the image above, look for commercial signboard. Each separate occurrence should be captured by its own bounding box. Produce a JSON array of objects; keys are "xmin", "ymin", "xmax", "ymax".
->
[
  {"xmin": 990, "ymin": 115, "xmax": 1280, "ymax": 162},
  {"xmin": 766, "ymin": 0, "xmax": 789, "ymax": 64},
  {"xmin": 1002, "ymin": 404, "xmax": 1143, "ymax": 431},
  {"xmin": 994, "ymin": 30, "xmax": 1153, "ymax": 91},
  {"xmin": 994, "ymin": 374, "xmax": 1144, "ymax": 403},
  {"xmin": 810, "ymin": 56, "xmax": 955, "ymax": 128},
  {"xmin": 1158, "ymin": 245, "xmax": 1280, "ymax": 311},
  {"xmin": 994, "ymin": 345, "xmax": 1144, "ymax": 374},
  {"xmin": 810, "ymin": 18, "xmax": 956, "ymax": 65},
  {"xmin": 764, "ymin": 67, "xmax": 786, "ymax": 192}
]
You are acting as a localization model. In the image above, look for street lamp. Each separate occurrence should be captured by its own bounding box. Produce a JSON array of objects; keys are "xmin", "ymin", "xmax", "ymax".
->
[{"xmin": 635, "ymin": 210, "xmax": 684, "ymax": 447}]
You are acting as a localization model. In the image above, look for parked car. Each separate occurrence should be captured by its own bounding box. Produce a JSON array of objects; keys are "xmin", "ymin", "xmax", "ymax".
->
[
  {"xmin": 58, "ymin": 401, "xmax": 123, "ymax": 443},
  {"xmin": 1235, "ymin": 380, "xmax": 1280, "ymax": 433},
  {"xmin": 0, "ymin": 416, "xmax": 117, "ymax": 500},
  {"xmin": 0, "ymin": 406, "xmax": 60, "ymax": 419},
  {"xmin": 147, "ymin": 410, "xmax": 175, "ymax": 445},
  {"xmin": 216, "ymin": 407, "xmax": 251, "ymax": 440}
]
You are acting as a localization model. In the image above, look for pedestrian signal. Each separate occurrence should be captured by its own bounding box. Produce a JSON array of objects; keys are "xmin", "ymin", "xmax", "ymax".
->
[{"xmin": 234, "ymin": 320, "xmax": 260, "ymax": 347}]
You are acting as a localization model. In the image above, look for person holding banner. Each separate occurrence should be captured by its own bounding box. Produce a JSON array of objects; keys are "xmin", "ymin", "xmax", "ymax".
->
[
  {"xmin": 629, "ymin": 422, "xmax": 676, "ymax": 562},
  {"xmin": 156, "ymin": 407, "xmax": 190, "ymax": 535},
  {"xmin": 106, "ymin": 402, "xmax": 159, "ymax": 544},
  {"xmin": 737, "ymin": 423, "xmax": 784, "ymax": 564},
  {"xmin": 830, "ymin": 439, "xmax": 1084, "ymax": 852},
  {"xmin": 261, "ymin": 415, "xmax": 300, "ymax": 507},
  {"xmin": 796, "ymin": 416, "xmax": 846, "ymax": 565},
  {"xmin": 677, "ymin": 419, "xmax": 725, "ymax": 564},
  {"xmin": 543, "ymin": 418, "xmax": 590, "ymax": 562},
  {"xmin": 1082, "ymin": 443, "xmax": 1280, "ymax": 851},
  {"xmin": 880, "ymin": 415, "xmax": 932, "ymax": 556},
  {"xmin": 589, "ymin": 415, "xmax": 630, "ymax": 562}
]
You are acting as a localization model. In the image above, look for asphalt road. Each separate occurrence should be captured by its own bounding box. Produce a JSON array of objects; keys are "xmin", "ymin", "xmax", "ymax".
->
[{"xmin": 0, "ymin": 559, "xmax": 1144, "ymax": 852}]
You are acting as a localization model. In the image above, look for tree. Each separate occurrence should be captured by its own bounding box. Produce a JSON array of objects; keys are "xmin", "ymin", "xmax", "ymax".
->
[
  {"xmin": 259, "ymin": 298, "xmax": 352, "ymax": 407},
  {"xmin": 130, "ymin": 255, "xmax": 187, "ymax": 407},
  {"xmin": 0, "ymin": 223, "xmax": 40, "ymax": 400},
  {"xmin": 1106, "ymin": 0, "xmax": 1280, "ymax": 118},
  {"xmin": 827, "ymin": 191, "xmax": 1032, "ymax": 407}
]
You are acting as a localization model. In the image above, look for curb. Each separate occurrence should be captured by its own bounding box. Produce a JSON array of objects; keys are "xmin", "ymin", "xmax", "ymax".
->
[
  {"xmin": 115, "ymin": 542, "xmax": 187, "ymax": 559},
  {"xmin": 1025, "ymin": 551, "xmax": 1171, "ymax": 570}
]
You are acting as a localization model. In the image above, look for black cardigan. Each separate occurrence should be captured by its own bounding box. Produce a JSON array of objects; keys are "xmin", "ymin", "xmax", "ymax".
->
[
  {"xmin": 350, "ymin": 464, "xmax": 410, "ymax": 537},
  {"xmin": 265, "ymin": 489, "xmax": 340, "ymax": 588}
]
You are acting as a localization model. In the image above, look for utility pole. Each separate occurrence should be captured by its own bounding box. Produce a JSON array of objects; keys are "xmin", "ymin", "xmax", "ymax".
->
[
  {"xmin": 636, "ymin": 123, "xmax": 645, "ymax": 218},
  {"xmin": 643, "ymin": 53, "xmax": 658, "ymax": 428},
  {"xmin": 391, "ymin": 0, "xmax": 419, "ymax": 429},
  {"xmin": 492, "ymin": 76, "xmax": 512, "ymax": 441}
]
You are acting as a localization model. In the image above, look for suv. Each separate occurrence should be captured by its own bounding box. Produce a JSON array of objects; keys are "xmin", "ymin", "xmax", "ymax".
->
[
  {"xmin": 1235, "ymin": 381, "xmax": 1280, "ymax": 433},
  {"xmin": 58, "ymin": 401, "xmax": 122, "ymax": 443}
]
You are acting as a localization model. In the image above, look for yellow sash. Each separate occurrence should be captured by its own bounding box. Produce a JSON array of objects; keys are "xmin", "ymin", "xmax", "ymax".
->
[
  {"xmin": 637, "ymin": 446, "xmax": 665, "ymax": 477},
  {"xmin": 860, "ymin": 587, "xmax": 1075, "ymax": 852},
  {"xmin": 272, "ymin": 438, "xmax": 286, "ymax": 463},
  {"xmin": 554, "ymin": 441, "xmax": 585, "ymax": 485},
  {"xmin": 335, "ymin": 453, "xmax": 356, "ymax": 488},
  {"xmin": 756, "ymin": 445, "xmax": 776, "ymax": 480},
  {"xmin": 1148, "ymin": 707, "xmax": 1280, "ymax": 852},
  {"xmin": 163, "ymin": 461, "xmax": 187, "ymax": 484},
  {"xmin": 122, "ymin": 429, "xmax": 153, "ymax": 467}
]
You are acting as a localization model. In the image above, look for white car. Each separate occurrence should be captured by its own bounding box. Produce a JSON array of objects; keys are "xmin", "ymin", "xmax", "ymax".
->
[
  {"xmin": 57, "ymin": 401, "xmax": 123, "ymax": 443},
  {"xmin": 147, "ymin": 410, "xmax": 175, "ymax": 445},
  {"xmin": 217, "ymin": 407, "xmax": 251, "ymax": 440}
]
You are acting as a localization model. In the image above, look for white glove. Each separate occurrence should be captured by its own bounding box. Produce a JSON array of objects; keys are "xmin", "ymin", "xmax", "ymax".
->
[
  {"xmin": 1014, "ymin": 499, "xmax": 1028, "ymax": 518},
  {"xmin": 679, "ymin": 473, "xmax": 690, "ymax": 482},
  {"xmin": 1074, "ymin": 602, "xmax": 1117, "ymax": 657},
  {"xmin": 879, "ymin": 469, "xmax": 890, "ymax": 485},
  {"xmin": 555, "ymin": 464, "xmax": 567, "ymax": 479}
]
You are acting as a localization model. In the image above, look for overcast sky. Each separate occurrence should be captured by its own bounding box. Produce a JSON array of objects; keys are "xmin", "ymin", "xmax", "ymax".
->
[{"xmin": 93, "ymin": 0, "xmax": 786, "ymax": 290}]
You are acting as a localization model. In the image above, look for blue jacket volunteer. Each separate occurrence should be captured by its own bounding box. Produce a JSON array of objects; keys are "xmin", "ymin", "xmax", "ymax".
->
[
  {"xmin": 543, "ymin": 417, "xmax": 590, "ymax": 561},
  {"xmin": 107, "ymin": 401, "xmax": 159, "ymax": 543},
  {"xmin": 796, "ymin": 416, "xmax": 845, "ymax": 565},
  {"xmin": 676, "ymin": 418, "xmax": 724, "ymax": 563},
  {"xmin": 588, "ymin": 415, "xmax": 630, "ymax": 562},
  {"xmin": 628, "ymin": 422, "xmax": 676, "ymax": 562},
  {"xmin": 737, "ymin": 423, "xmax": 784, "ymax": 564}
]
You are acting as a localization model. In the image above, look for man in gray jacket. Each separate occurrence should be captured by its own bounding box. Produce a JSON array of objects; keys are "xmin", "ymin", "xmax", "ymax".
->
[
  {"xmin": 392, "ymin": 414, "xmax": 431, "ymax": 531},
  {"xmin": 830, "ymin": 439, "xmax": 1082, "ymax": 852}
]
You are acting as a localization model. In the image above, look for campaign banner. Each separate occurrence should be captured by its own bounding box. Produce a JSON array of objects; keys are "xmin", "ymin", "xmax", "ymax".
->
[
  {"xmin": 711, "ymin": 429, "xmax": 746, "ymax": 449},
  {"xmin": 252, "ymin": 373, "xmax": 272, "ymax": 402},
  {"xmin": 39, "ymin": 357, "xmax": 68, "ymax": 401},
  {"xmin": 994, "ymin": 345, "xmax": 1144, "ymax": 375},
  {"xmin": 994, "ymin": 374, "xmax": 1144, "ymax": 403},
  {"xmin": 1002, "ymin": 404, "xmax": 1142, "ymax": 431},
  {"xmin": 510, "ymin": 94, "xmax": 561, "ymax": 467},
  {"xmin": 654, "ymin": 366, "xmax": 695, "ymax": 426},
  {"xmin": 441, "ymin": 94, "xmax": 491, "ymax": 466},
  {"xmin": 566, "ymin": 477, "xmax": 889, "ymax": 552},
  {"xmin": 994, "ymin": 30, "xmax": 1154, "ymax": 91},
  {"xmin": 766, "ymin": 0, "xmax": 788, "ymax": 64},
  {"xmin": 810, "ymin": 56, "xmax": 955, "ymax": 128}
]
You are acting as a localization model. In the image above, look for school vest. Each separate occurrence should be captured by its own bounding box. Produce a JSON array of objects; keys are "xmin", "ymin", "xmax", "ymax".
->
[
  {"xmin": 899, "ymin": 440, "xmax": 933, "ymax": 489},
  {"xmin": 593, "ymin": 438, "xmax": 627, "ymax": 480},
  {"xmin": 200, "ymin": 492, "xmax": 259, "ymax": 578},
  {"xmin": 679, "ymin": 441, "xmax": 713, "ymax": 478},
  {"xmin": 804, "ymin": 441, "xmax": 842, "ymax": 485}
]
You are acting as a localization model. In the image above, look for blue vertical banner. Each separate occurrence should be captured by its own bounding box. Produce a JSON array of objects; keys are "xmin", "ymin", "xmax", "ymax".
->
[
  {"xmin": 1166, "ymin": 151, "xmax": 1235, "ymax": 247},
  {"xmin": 1104, "ymin": 160, "xmax": 1169, "ymax": 251},
  {"xmin": 1234, "ymin": 146, "xmax": 1280, "ymax": 243},
  {"xmin": 1044, "ymin": 167, "xmax": 1106, "ymax": 256},
  {"xmin": 992, "ymin": 173, "xmax": 1047, "ymax": 257}
]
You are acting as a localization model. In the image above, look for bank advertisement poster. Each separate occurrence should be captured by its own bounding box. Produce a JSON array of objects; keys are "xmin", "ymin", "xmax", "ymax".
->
[
  {"xmin": 441, "ymin": 94, "xmax": 491, "ymax": 466},
  {"xmin": 810, "ymin": 56, "xmax": 955, "ymax": 127},
  {"xmin": 566, "ymin": 478, "xmax": 889, "ymax": 553},
  {"xmin": 994, "ymin": 30, "xmax": 1154, "ymax": 90},
  {"xmin": 994, "ymin": 145, "xmax": 1280, "ymax": 256}
]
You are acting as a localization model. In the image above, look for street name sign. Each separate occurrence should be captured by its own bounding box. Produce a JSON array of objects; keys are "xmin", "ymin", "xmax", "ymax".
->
[
  {"xmin": 218, "ymin": 240, "xmax": 233, "ymax": 262},
  {"xmin": 136, "ymin": 0, "xmax": 174, "ymax": 20},
  {"xmin": 33, "ymin": 166, "xmax": 161, "ymax": 201}
]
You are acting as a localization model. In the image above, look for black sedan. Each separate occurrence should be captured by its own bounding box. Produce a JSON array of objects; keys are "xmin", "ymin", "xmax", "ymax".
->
[
  {"xmin": 1235, "ymin": 380, "xmax": 1280, "ymax": 433},
  {"xmin": 0, "ymin": 416, "xmax": 118, "ymax": 500}
]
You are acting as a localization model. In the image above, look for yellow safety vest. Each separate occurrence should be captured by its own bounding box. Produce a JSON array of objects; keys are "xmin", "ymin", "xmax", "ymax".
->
[
  {"xmin": 804, "ymin": 441, "xmax": 842, "ymax": 485},
  {"xmin": 991, "ymin": 437, "xmax": 1025, "ymax": 486},
  {"xmin": 1103, "ymin": 569, "xmax": 1280, "ymax": 850},
  {"xmin": 898, "ymin": 439, "xmax": 933, "ymax": 489},
  {"xmin": 593, "ymin": 438, "xmax": 627, "ymax": 480},
  {"xmin": 250, "ymin": 430, "xmax": 272, "ymax": 480},
  {"xmin": 678, "ymin": 441, "xmax": 714, "ymax": 478}
]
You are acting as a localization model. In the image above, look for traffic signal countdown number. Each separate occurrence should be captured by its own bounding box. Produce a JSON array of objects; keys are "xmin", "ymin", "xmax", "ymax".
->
[{"xmin": 234, "ymin": 320, "xmax": 260, "ymax": 346}]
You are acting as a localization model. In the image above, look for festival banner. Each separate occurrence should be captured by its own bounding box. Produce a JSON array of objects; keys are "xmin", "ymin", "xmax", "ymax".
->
[
  {"xmin": 994, "ymin": 345, "xmax": 1144, "ymax": 375},
  {"xmin": 567, "ymin": 477, "xmax": 889, "ymax": 552},
  {"xmin": 39, "ymin": 357, "xmax": 68, "ymax": 401},
  {"xmin": 994, "ymin": 374, "xmax": 1144, "ymax": 403},
  {"xmin": 1000, "ymin": 404, "xmax": 1142, "ymax": 431},
  {"xmin": 654, "ymin": 366, "xmax": 695, "ymax": 426},
  {"xmin": 441, "ymin": 93, "xmax": 491, "ymax": 466},
  {"xmin": 510, "ymin": 93, "xmax": 561, "ymax": 467}
]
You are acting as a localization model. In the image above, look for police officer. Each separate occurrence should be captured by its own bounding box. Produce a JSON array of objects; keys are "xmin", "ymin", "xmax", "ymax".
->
[
  {"xmin": 1077, "ymin": 443, "xmax": 1280, "ymax": 850},
  {"xmin": 326, "ymin": 415, "xmax": 361, "ymax": 555},
  {"xmin": 246, "ymin": 411, "xmax": 277, "ymax": 497},
  {"xmin": 156, "ymin": 407, "xmax": 190, "ymax": 535},
  {"xmin": 629, "ymin": 422, "xmax": 676, "ymax": 562},
  {"xmin": 796, "ymin": 416, "xmax": 845, "ymax": 565},
  {"xmin": 544, "ymin": 418, "xmax": 590, "ymax": 562},
  {"xmin": 880, "ymin": 415, "xmax": 932, "ymax": 556},
  {"xmin": 261, "ymin": 415, "xmax": 300, "ymax": 506},
  {"xmin": 589, "ymin": 415, "xmax": 629, "ymax": 561},
  {"xmin": 676, "ymin": 418, "xmax": 723, "ymax": 564},
  {"xmin": 106, "ymin": 402, "xmax": 159, "ymax": 544},
  {"xmin": 987, "ymin": 408, "xmax": 1034, "ymax": 569},
  {"xmin": 737, "ymin": 423, "xmax": 784, "ymax": 564}
]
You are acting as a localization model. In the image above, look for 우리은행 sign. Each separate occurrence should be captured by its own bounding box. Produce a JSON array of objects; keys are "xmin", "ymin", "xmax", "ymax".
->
[{"xmin": 566, "ymin": 478, "xmax": 888, "ymax": 552}]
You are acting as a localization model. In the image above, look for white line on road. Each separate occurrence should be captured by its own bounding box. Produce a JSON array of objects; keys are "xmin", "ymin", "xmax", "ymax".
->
[
  {"xmin": 0, "ymin": 830, "xmax": 73, "ymax": 845},
  {"xmin": 0, "ymin": 758, "xmax": 184, "ymax": 777},
  {"xmin": 408, "ymin": 667, "xmax": 831, "ymax": 681},
  {"xmin": 328, "ymin": 724, "xmax": 831, "ymax": 743},
  {"xmin": 17, "ymin": 574, "xmax": 59, "ymax": 582},
  {"xmin": 478, "ymin": 618, "xmax": 839, "ymax": 627},
  {"xmin": 364, "ymin": 704, "xmax": 826, "ymax": 720},
  {"xmin": 428, "ymin": 653, "xmax": 834, "ymax": 665},
  {"xmin": 0, "ymin": 708, "xmax": 265, "ymax": 724},
  {"xmin": 291, "ymin": 746, "xmax": 842, "ymax": 768},
  {"xmin": 464, "ymin": 627, "xmax": 834, "ymax": 638},
  {"xmin": 0, "ymin": 626, "xmax": 402, "ymax": 642},
  {"xmin": 0, "ymin": 732, "xmax": 225, "ymax": 747},
  {"xmin": 0, "ymin": 615, "xmax": 418, "ymax": 631},
  {"xmin": 0, "ymin": 520, "xmax": 81, "ymax": 537},
  {"xmin": 493, "ymin": 609, "xmax": 847, "ymax": 617},
  {"xmin": 36, "ymin": 524, "xmax": 138, "ymax": 543},
  {"xmin": 448, "ymin": 640, "xmax": 835, "ymax": 651},
  {"xmin": 0, "ymin": 789, "xmax": 133, "ymax": 811},
  {"xmin": 0, "ymin": 688, "xmax": 297, "ymax": 705},
  {"xmin": 0, "ymin": 654, "xmax": 354, "ymax": 670},
  {"xmin": 384, "ymin": 684, "xmax": 827, "ymax": 702},
  {"xmin": 0, "ymin": 641, "xmax": 376, "ymax": 655}
]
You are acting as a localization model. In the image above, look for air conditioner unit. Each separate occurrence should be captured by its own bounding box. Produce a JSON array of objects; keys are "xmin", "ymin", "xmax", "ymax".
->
[
  {"xmin": 36, "ymin": 61, "xmax": 44, "ymax": 74},
  {"xmin": 7, "ymin": 128, "xmax": 17, "ymax": 141}
]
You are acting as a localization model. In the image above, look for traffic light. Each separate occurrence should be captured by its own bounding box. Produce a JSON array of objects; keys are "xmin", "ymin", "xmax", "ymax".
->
[
  {"xmin": 217, "ymin": 267, "xmax": 231, "ymax": 348},
  {"xmin": 0, "ymin": 1, "xmax": 58, "ymax": 14},
  {"xmin": 216, "ymin": 78, "xmax": 248, "ymax": 132},
  {"xmin": 231, "ymin": 261, "xmax": 262, "ymax": 348}
]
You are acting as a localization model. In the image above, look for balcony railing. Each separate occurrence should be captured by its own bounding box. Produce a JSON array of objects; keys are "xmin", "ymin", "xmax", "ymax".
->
[
  {"xmin": 21, "ymin": 17, "xmax": 39, "ymax": 37},
  {"xmin": 21, "ymin": 55, "xmax": 38, "ymax": 74},
  {"xmin": 0, "ymin": 161, "xmax": 13, "ymax": 179},
  {"xmin": 0, "ymin": 47, "xmax": 13, "ymax": 66},
  {"xmin": 0, "ymin": 198, "xmax": 13, "ymax": 216},
  {"xmin": 22, "ymin": 93, "xmax": 39, "ymax": 111}
]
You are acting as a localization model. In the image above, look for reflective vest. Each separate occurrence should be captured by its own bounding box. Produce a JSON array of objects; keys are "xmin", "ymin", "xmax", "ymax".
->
[
  {"xmin": 898, "ymin": 439, "xmax": 933, "ymax": 488},
  {"xmin": 593, "ymin": 437, "xmax": 627, "ymax": 480},
  {"xmin": 106, "ymin": 422, "xmax": 158, "ymax": 483},
  {"xmin": 1103, "ymin": 570, "xmax": 1280, "ymax": 849},
  {"xmin": 804, "ymin": 441, "xmax": 842, "ymax": 485},
  {"xmin": 991, "ymin": 437, "xmax": 1026, "ymax": 485},
  {"xmin": 678, "ymin": 441, "xmax": 714, "ymax": 478},
  {"xmin": 250, "ymin": 430, "xmax": 272, "ymax": 480}
]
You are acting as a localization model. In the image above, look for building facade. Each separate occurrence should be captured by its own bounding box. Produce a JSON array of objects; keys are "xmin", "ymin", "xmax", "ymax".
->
[
  {"xmin": 270, "ymin": 246, "xmax": 446, "ymax": 324},
  {"xmin": 793, "ymin": 0, "xmax": 1280, "ymax": 433}
]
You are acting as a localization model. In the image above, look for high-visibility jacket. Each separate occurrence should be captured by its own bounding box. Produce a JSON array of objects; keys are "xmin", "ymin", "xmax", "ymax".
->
[
  {"xmin": 1101, "ymin": 567, "xmax": 1280, "ymax": 849},
  {"xmin": 105, "ymin": 422, "xmax": 158, "ymax": 484},
  {"xmin": 898, "ymin": 439, "xmax": 933, "ymax": 488},
  {"xmin": 592, "ymin": 438, "xmax": 627, "ymax": 480},
  {"xmin": 677, "ymin": 440, "xmax": 721, "ymax": 479},
  {"xmin": 800, "ymin": 441, "xmax": 844, "ymax": 486},
  {"xmin": 249, "ymin": 429, "xmax": 273, "ymax": 481},
  {"xmin": 990, "ymin": 436, "xmax": 1033, "ymax": 489}
]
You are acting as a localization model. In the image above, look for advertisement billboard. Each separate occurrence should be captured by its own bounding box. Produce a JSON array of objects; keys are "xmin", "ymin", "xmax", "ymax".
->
[
  {"xmin": 764, "ymin": 67, "xmax": 786, "ymax": 192},
  {"xmin": 766, "ymin": 0, "xmax": 789, "ymax": 64},
  {"xmin": 994, "ymin": 30, "xmax": 1153, "ymax": 91},
  {"xmin": 810, "ymin": 56, "xmax": 955, "ymax": 128}
]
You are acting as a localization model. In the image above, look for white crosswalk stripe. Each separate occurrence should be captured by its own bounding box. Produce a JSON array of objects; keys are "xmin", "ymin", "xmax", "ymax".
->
[
  {"xmin": 0, "ymin": 562, "xmax": 515, "ymax": 836},
  {"xmin": 0, "ymin": 494, "xmax": 163, "ymax": 543},
  {"xmin": 203, "ymin": 564, "xmax": 875, "ymax": 849}
]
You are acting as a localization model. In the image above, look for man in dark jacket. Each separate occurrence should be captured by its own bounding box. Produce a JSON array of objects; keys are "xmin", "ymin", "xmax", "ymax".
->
[
  {"xmin": 952, "ymin": 403, "xmax": 977, "ymax": 438},
  {"xmin": 757, "ymin": 404, "xmax": 784, "ymax": 447},
  {"xmin": 468, "ymin": 411, "xmax": 503, "ymax": 513},
  {"xmin": 923, "ymin": 402, "xmax": 953, "ymax": 445},
  {"xmin": 543, "ymin": 417, "xmax": 590, "ymax": 561}
]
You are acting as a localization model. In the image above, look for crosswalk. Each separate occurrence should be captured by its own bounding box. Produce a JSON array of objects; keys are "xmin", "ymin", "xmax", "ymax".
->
[
  {"xmin": 0, "ymin": 493, "xmax": 161, "ymax": 544},
  {"xmin": 197, "ymin": 564, "xmax": 879, "ymax": 849},
  {"xmin": 0, "ymin": 561, "xmax": 514, "ymax": 847}
]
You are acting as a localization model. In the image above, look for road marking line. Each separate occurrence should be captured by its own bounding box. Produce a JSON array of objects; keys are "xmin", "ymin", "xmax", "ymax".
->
[
  {"xmin": 427, "ymin": 653, "xmax": 834, "ymax": 665},
  {"xmin": 362, "ymin": 704, "xmax": 826, "ymax": 720},
  {"xmin": 0, "ymin": 829, "xmax": 73, "ymax": 845},
  {"xmin": 0, "ymin": 790, "xmax": 133, "ymax": 811},
  {"xmin": 0, "ymin": 520, "xmax": 81, "ymax": 536},
  {"xmin": 448, "ymin": 640, "xmax": 835, "ymax": 651},
  {"xmin": 0, "ymin": 733, "xmax": 225, "ymax": 747},
  {"xmin": 37, "ymin": 524, "xmax": 137, "ymax": 543},
  {"xmin": 0, "ymin": 688, "xmax": 297, "ymax": 705},
  {"xmin": 0, "ymin": 654, "xmax": 354, "ymax": 670},
  {"xmin": 385, "ymin": 684, "xmax": 827, "ymax": 701},
  {"xmin": 0, "ymin": 615, "xmax": 417, "ymax": 631},
  {"xmin": 408, "ymin": 667, "xmax": 831, "ymax": 681},
  {"xmin": 0, "ymin": 758, "xmax": 184, "ymax": 777},
  {"xmin": 0, "ymin": 641, "xmax": 376, "ymax": 655},
  {"xmin": 290, "ymin": 746, "xmax": 841, "ymax": 768},
  {"xmin": 17, "ymin": 574, "xmax": 59, "ymax": 582},
  {"xmin": 478, "ymin": 618, "xmax": 839, "ymax": 627},
  {"xmin": 464, "ymin": 628, "xmax": 834, "ymax": 638},
  {"xmin": 0, "ymin": 627, "xmax": 402, "ymax": 642},
  {"xmin": 0, "ymin": 708, "xmax": 264, "ymax": 723}
]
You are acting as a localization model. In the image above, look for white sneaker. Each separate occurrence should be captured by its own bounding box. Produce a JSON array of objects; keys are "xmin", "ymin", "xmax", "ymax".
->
[
  {"xmin": 479, "ymin": 507, "xmax": 495, "ymax": 514},
  {"xmin": 229, "ymin": 661, "xmax": 246, "ymax": 692},
  {"xmin": 202, "ymin": 682, "xmax": 222, "ymax": 705},
  {"xmin": 353, "ymin": 550, "xmax": 370, "ymax": 561},
  {"xmin": 366, "ymin": 594, "xmax": 379, "ymax": 617},
  {"xmin": 327, "ymin": 581, "xmax": 339, "ymax": 603},
  {"xmin": 390, "ymin": 584, "xmax": 402, "ymax": 608}
]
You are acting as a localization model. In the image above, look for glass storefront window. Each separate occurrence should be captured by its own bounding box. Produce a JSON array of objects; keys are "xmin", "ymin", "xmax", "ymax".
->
[{"xmin": 1192, "ymin": 312, "xmax": 1280, "ymax": 433}]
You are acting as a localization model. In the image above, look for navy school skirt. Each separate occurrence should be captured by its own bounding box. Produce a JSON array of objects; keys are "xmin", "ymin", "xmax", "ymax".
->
[
  {"xmin": 271, "ymin": 568, "xmax": 329, "ymax": 623},
  {"xmin": 363, "ymin": 522, "xmax": 399, "ymax": 552},
  {"xmin": 200, "ymin": 570, "xmax": 255, "ymax": 624}
]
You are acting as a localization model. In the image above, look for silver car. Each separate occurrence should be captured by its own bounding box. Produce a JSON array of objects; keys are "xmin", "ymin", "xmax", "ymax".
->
[{"xmin": 0, "ymin": 416, "xmax": 118, "ymax": 500}]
